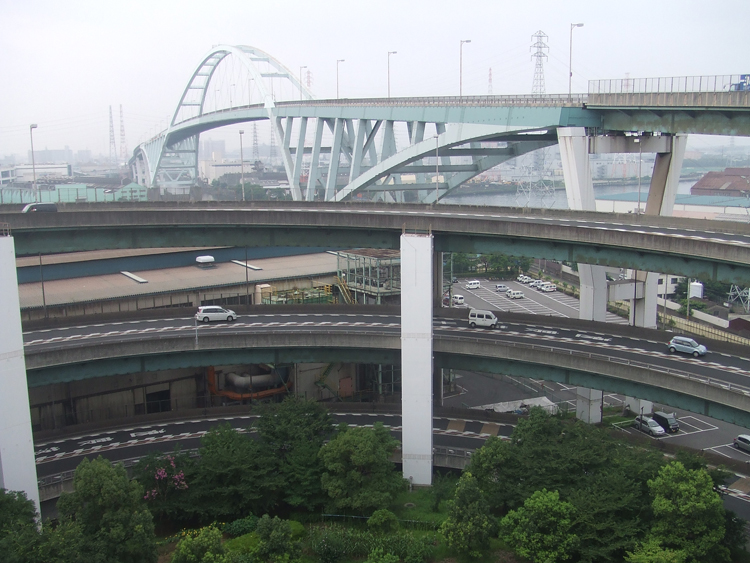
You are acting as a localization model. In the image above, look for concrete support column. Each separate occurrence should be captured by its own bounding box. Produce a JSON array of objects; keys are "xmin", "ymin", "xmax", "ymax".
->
[
  {"xmin": 576, "ymin": 387, "xmax": 603, "ymax": 424},
  {"xmin": 433, "ymin": 250, "xmax": 444, "ymax": 308},
  {"xmin": 400, "ymin": 234, "xmax": 433, "ymax": 486},
  {"xmin": 0, "ymin": 237, "xmax": 39, "ymax": 512},
  {"xmin": 579, "ymin": 265, "xmax": 609, "ymax": 322},
  {"xmin": 632, "ymin": 272, "xmax": 659, "ymax": 329}
]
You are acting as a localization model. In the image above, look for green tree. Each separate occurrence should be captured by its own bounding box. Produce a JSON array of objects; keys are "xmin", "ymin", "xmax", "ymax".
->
[
  {"xmin": 132, "ymin": 448, "xmax": 193, "ymax": 522},
  {"xmin": 56, "ymin": 456, "xmax": 157, "ymax": 563},
  {"xmin": 439, "ymin": 472, "xmax": 496, "ymax": 558},
  {"xmin": 367, "ymin": 509, "xmax": 399, "ymax": 533},
  {"xmin": 319, "ymin": 422, "xmax": 405, "ymax": 513},
  {"xmin": 625, "ymin": 539, "xmax": 687, "ymax": 563},
  {"xmin": 487, "ymin": 253, "xmax": 511, "ymax": 276},
  {"xmin": 254, "ymin": 396, "xmax": 334, "ymax": 511},
  {"xmin": 171, "ymin": 525, "xmax": 227, "ymax": 563},
  {"xmin": 188, "ymin": 423, "xmax": 281, "ymax": 523},
  {"xmin": 500, "ymin": 488, "xmax": 578, "ymax": 563},
  {"xmin": 252, "ymin": 515, "xmax": 301, "ymax": 563},
  {"xmin": 0, "ymin": 488, "xmax": 40, "ymax": 563},
  {"xmin": 451, "ymin": 253, "xmax": 476, "ymax": 275},
  {"xmin": 647, "ymin": 461, "xmax": 728, "ymax": 563}
]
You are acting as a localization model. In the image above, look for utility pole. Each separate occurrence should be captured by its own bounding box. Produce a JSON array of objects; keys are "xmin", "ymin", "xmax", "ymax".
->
[
  {"xmin": 569, "ymin": 23, "xmax": 584, "ymax": 101},
  {"xmin": 29, "ymin": 124, "xmax": 38, "ymax": 203},
  {"xmin": 387, "ymin": 51, "xmax": 397, "ymax": 98},
  {"xmin": 459, "ymin": 40, "xmax": 471, "ymax": 98},
  {"xmin": 239, "ymin": 130, "xmax": 245, "ymax": 202}
]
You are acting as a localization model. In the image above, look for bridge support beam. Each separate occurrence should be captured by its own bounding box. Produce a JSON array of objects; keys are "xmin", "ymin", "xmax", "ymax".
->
[
  {"xmin": 401, "ymin": 233, "xmax": 434, "ymax": 486},
  {"xmin": 0, "ymin": 237, "xmax": 39, "ymax": 513}
]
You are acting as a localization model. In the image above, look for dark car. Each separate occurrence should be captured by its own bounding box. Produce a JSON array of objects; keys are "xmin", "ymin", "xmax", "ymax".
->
[
  {"xmin": 652, "ymin": 411, "xmax": 679, "ymax": 433},
  {"xmin": 22, "ymin": 202, "xmax": 57, "ymax": 213}
]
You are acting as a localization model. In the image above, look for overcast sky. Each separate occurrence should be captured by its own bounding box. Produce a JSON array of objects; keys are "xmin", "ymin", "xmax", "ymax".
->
[{"xmin": 1, "ymin": 0, "xmax": 749, "ymax": 159}]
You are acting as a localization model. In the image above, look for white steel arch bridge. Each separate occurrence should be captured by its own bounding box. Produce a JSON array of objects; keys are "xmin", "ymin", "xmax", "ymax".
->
[
  {"xmin": 130, "ymin": 45, "xmax": 750, "ymax": 203},
  {"xmin": 129, "ymin": 44, "xmax": 597, "ymax": 202}
]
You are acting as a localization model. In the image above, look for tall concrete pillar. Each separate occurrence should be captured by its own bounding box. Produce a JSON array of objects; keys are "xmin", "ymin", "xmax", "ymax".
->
[
  {"xmin": 433, "ymin": 250, "xmax": 444, "ymax": 308},
  {"xmin": 558, "ymin": 127, "xmax": 606, "ymax": 417},
  {"xmin": 633, "ymin": 134, "xmax": 687, "ymax": 329},
  {"xmin": 558, "ymin": 128, "xmax": 609, "ymax": 322},
  {"xmin": 400, "ymin": 234, "xmax": 433, "ymax": 486},
  {"xmin": 0, "ymin": 236, "xmax": 39, "ymax": 512}
]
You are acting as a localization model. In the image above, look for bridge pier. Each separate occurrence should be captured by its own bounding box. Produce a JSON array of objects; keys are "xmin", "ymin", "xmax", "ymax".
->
[
  {"xmin": 0, "ymin": 236, "xmax": 39, "ymax": 512},
  {"xmin": 401, "ymin": 233, "xmax": 434, "ymax": 486}
]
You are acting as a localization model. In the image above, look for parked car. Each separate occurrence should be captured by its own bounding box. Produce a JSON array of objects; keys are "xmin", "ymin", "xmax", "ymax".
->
[
  {"xmin": 495, "ymin": 284, "xmax": 509, "ymax": 292},
  {"xmin": 652, "ymin": 411, "xmax": 679, "ymax": 433},
  {"xmin": 506, "ymin": 289, "xmax": 524, "ymax": 299},
  {"xmin": 540, "ymin": 283, "xmax": 557, "ymax": 292},
  {"xmin": 517, "ymin": 275, "xmax": 530, "ymax": 283},
  {"xmin": 451, "ymin": 277, "xmax": 458, "ymax": 283},
  {"xmin": 667, "ymin": 336, "xmax": 707, "ymax": 357},
  {"xmin": 465, "ymin": 280, "xmax": 480, "ymax": 289},
  {"xmin": 195, "ymin": 306, "xmax": 237, "ymax": 323},
  {"xmin": 529, "ymin": 280, "xmax": 543, "ymax": 289},
  {"xmin": 633, "ymin": 415, "xmax": 666, "ymax": 437},
  {"xmin": 734, "ymin": 434, "xmax": 750, "ymax": 453},
  {"xmin": 452, "ymin": 294, "xmax": 465, "ymax": 306}
]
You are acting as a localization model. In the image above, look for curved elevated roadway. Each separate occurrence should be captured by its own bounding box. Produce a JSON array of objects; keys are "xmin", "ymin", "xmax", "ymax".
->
[
  {"xmin": 2, "ymin": 201, "xmax": 750, "ymax": 284},
  {"xmin": 22, "ymin": 309, "xmax": 750, "ymax": 428}
]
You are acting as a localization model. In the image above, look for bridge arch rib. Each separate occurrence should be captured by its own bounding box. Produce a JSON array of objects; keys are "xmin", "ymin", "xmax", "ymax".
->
[{"xmin": 130, "ymin": 45, "xmax": 314, "ymax": 190}]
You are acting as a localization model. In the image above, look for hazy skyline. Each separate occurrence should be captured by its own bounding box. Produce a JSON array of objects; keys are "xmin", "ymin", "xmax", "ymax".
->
[{"xmin": 1, "ymin": 0, "xmax": 749, "ymax": 160}]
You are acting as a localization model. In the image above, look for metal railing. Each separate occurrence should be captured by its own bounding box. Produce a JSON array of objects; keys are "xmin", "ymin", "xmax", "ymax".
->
[
  {"xmin": 589, "ymin": 74, "xmax": 749, "ymax": 94},
  {"xmin": 0, "ymin": 222, "xmax": 10, "ymax": 236}
]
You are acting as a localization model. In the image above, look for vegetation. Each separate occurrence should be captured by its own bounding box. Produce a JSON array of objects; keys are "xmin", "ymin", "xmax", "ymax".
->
[
  {"xmin": 450, "ymin": 252, "xmax": 532, "ymax": 278},
  {"xmin": 3, "ymin": 403, "xmax": 747, "ymax": 563}
]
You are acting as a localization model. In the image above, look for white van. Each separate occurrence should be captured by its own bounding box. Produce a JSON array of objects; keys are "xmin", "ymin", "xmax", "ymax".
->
[
  {"xmin": 465, "ymin": 280, "xmax": 480, "ymax": 290},
  {"xmin": 506, "ymin": 289, "xmax": 524, "ymax": 299},
  {"xmin": 452, "ymin": 294, "xmax": 465, "ymax": 305},
  {"xmin": 541, "ymin": 283, "xmax": 557, "ymax": 292},
  {"xmin": 468, "ymin": 309, "xmax": 497, "ymax": 328},
  {"xmin": 529, "ymin": 280, "xmax": 543, "ymax": 289}
]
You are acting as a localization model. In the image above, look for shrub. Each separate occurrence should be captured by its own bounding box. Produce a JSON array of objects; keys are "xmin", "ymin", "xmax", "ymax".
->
[
  {"xmin": 367, "ymin": 509, "xmax": 399, "ymax": 534},
  {"xmin": 288, "ymin": 520, "xmax": 306, "ymax": 540},
  {"xmin": 224, "ymin": 532, "xmax": 260, "ymax": 554},
  {"xmin": 366, "ymin": 547, "xmax": 399, "ymax": 563},
  {"xmin": 224, "ymin": 515, "xmax": 259, "ymax": 538},
  {"xmin": 170, "ymin": 525, "xmax": 225, "ymax": 563}
]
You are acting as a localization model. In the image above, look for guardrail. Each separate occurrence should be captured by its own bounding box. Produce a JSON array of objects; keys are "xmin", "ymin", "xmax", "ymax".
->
[
  {"xmin": 0, "ymin": 222, "xmax": 10, "ymax": 236},
  {"xmin": 589, "ymin": 75, "xmax": 749, "ymax": 94}
]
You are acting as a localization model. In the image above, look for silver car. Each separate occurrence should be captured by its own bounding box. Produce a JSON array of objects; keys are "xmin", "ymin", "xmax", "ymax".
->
[
  {"xmin": 667, "ymin": 336, "xmax": 707, "ymax": 357},
  {"xmin": 734, "ymin": 435, "xmax": 750, "ymax": 453},
  {"xmin": 634, "ymin": 415, "xmax": 666, "ymax": 437},
  {"xmin": 195, "ymin": 306, "xmax": 236, "ymax": 323}
]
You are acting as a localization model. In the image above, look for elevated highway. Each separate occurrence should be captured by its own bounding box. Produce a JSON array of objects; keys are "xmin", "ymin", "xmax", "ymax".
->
[
  {"xmin": 22, "ymin": 310, "xmax": 750, "ymax": 429},
  {"xmin": 2, "ymin": 201, "xmax": 750, "ymax": 284}
]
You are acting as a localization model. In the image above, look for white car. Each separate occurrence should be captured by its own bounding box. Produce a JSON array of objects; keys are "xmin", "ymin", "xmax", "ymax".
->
[
  {"xmin": 517, "ymin": 275, "xmax": 530, "ymax": 283},
  {"xmin": 529, "ymin": 280, "xmax": 543, "ymax": 289},
  {"xmin": 195, "ymin": 306, "xmax": 237, "ymax": 323},
  {"xmin": 495, "ymin": 284, "xmax": 509, "ymax": 292}
]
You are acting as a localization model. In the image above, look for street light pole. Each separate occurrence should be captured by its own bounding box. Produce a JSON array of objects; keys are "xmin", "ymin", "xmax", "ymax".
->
[
  {"xmin": 336, "ymin": 59, "xmax": 345, "ymax": 99},
  {"xmin": 239, "ymin": 130, "xmax": 245, "ymax": 202},
  {"xmin": 299, "ymin": 66, "xmax": 307, "ymax": 100},
  {"xmin": 569, "ymin": 23, "xmax": 584, "ymax": 101},
  {"xmin": 460, "ymin": 40, "xmax": 471, "ymax": 99},
  {"xmin": 29, "ymin": 124, "xmax": 38, "ymax": 203},
  {"xmin": 387, "ymin": 51, "xmax": 397, "ymax": 98}
]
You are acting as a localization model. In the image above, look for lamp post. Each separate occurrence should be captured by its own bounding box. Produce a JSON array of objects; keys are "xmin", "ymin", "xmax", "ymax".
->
[
  {"xmin": 569, "ymin": 23, "xmax": 584, "ymax": 100},
  {"xmin": 387, "ymin": 51, "xmax": 397, "ymax": 98},
  {"xmin": 299, "ymin": 66, "xmax": 307, "ymax": 100},
  {"xmin": 460, "ymin": 40, "xmax": 471, "ymax": 99},
  {"xmin": 29, "ymin": 124, "xmax": 38, "ymax": 202},
  {"xmin": 336, "ymin": 59, "xmax": 345, "ymax": 99},
  {"xmin": 435, "ymin": 135, "xmax": 440, "ymax": 203},
  {"xmin": 239, "ymin": 130, "xmax": 245, "ymax": 202}
]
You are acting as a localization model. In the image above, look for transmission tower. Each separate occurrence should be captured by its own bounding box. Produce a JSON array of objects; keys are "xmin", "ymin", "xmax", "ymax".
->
[
  {"xmin": 252, "ymin": 123, "xmax": 260, "ymax": 162},
  {"xmin": 119, "ymin": 105, "xmax": 128, "ymax": 163},
  {"xmin": 108, "ymin": 106, "xmax": 117, "ymax": 166},
  {"xmin": 488, "ymin": 68, "xmax": 493, "ymax": 95},
  {"xmin": 530, "ymin": 30, "xmax": 548, "ymax": 96}
]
